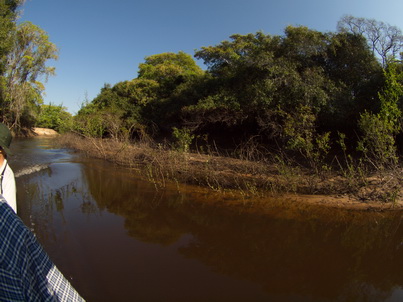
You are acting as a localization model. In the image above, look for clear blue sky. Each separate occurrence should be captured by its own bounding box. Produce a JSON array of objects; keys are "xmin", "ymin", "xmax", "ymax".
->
[{"xmin": 19, "ymin": 0, "xmax": 403, "ymax": 114}]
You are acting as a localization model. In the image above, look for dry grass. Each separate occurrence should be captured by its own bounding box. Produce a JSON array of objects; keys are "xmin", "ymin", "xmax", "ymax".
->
[
  {"xmin": 55, "ymin": 133, "xmax": 403, "ymax": 206},
  {"xmin": 56, "ymin": 133, "xmax": 278, "ymax": 194}
]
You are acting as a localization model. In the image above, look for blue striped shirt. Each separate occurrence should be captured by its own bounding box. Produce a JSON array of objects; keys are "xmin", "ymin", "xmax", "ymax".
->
[{"xmin": 0, "ymin": 196, "xmax": 85, "ymax": 301}]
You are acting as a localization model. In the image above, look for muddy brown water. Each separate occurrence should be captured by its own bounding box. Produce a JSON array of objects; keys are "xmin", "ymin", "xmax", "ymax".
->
[{"xmin": 8, "ymin": 137, "xmax": 403, "ymax": 302}]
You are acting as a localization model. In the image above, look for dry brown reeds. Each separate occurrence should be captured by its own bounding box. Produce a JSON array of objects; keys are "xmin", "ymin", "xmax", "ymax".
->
[
  {"xmin": 56, "ymin": 133, "xmax": 289, "ymax": 196},
  {"xmin": 55, "ymin": 133, "xmax": 403, "ymax": 206}
]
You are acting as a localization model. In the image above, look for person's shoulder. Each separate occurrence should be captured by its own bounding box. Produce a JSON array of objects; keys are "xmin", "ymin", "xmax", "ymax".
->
[{"xmin": 4, "ymin": 161, "xmax": 14, "ymax": 176}]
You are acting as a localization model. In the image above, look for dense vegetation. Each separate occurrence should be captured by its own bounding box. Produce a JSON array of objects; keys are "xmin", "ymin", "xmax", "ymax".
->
[
  {"xmin": 0, "ymin": 0, "xmax": 60, "ymax": 133},
  {"xmin": 2, "ymin": 2, "xmax": 403, "ymax": 199},
  {"xmin": 70, "ymin": 16, "xmax": 403, "ymax": 176}
]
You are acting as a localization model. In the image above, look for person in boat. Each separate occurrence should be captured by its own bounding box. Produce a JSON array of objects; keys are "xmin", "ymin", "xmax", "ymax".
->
[
  {"xmin": 0, "ymin": 123, "xmax": 16, "ymax": 213},
  {"xmin": 0, "ymin": 124, "xmax": 84, "ymax": 300},
  {"xmin": 0, "ymin": 195, "xmax": 85, "ymax": 301}
]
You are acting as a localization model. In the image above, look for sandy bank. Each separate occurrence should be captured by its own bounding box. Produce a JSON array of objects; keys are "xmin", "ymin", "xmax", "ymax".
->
[{"xmin": 33, "ymin": 127, "xmax": 59, "ymax": 136}]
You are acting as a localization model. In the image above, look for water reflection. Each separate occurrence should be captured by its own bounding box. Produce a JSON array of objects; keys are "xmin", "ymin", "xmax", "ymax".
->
[
  {"xmin": 83, "ymin": 160, "xmax": 186, "ymax": 245},
  {"xmin": 10, "ymin": 137, "xmax": 403, "ymax": 301},
  {"xmin": 80, "ymin": 158, "xmax": 403, "ymax": 301}
]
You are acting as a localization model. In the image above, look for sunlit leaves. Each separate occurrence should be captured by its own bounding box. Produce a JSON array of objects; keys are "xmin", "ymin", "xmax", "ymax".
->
[
  {"xmin": 2, "ymin": 20, "xmax": 58, "ymax": 130},
  {"xmin": 357, "ymin": 63, "xmax": 403, "ymax": 169},
  {"xmin": 36, "ymin": 103, "xmax": 72, "ymax": 133},
  {"xmin": 139, "ymin": 51, "xmax": 203, "ymax": 84}
]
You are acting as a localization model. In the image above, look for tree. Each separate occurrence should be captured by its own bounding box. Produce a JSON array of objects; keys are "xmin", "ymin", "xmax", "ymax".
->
[
  {"xmin": 320, "ymin": 32, "xmax": 384, "ymax": 134},
  {"xmin": 138, "ymin": 51, "xmax": 203, "ymax": 80},
  {"xmin": 36, "ymin": 103, "xmax": 73, "ymax": 133},
  {"xmin": 357, "ymin": 63, "xmax": 403, "ymax": 169},
  {"xmin": 192, "ymin": 28, "xmax": 332, "ymax": 137},
  {"xmin": 338, "ymin": 15, "xmax": 403, "ymax": 67},
  {"xmin": 138, "ymin": 51, "xmax": 204, "ymax": 98},
  {"xmin": 2, "ymin": 21, "xmax": 58, "ymax": 131},
  {"xmin": 76, "ymin": 52, "xmax": 205, "ymax": 139},
  {"xmin": 138, "ymin": 52, "xmax": 205, "ymax": 134},
  {"xmin": 76, "ymin": 23, "xmax": 393, "ymax": 160},
  {"xmin": 0, "ymin": 0, "xmax": 23, "ymax": 118},
  {"xmin": 0, "ymin": 0, "xmax": 23, "ymax": 74}
]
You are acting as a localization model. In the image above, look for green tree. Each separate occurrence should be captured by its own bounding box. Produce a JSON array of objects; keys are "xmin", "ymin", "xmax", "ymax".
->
[
  {"xmin": 192, "ymin": 28, "xmax": 332, "ymax": 139},
  {"xmin": 36, "ymin": 103, "xmax": 73, "ymax": 133},
  {"xmin": 138, "ymin": 51, "xmax": 204, "ymax": 134},
  {"xmin": 0, "ymin": 0, "xmax": 23, "ymax": 118},
  {"xmin": 0, "ymin": 0, "xmax": 23, "ymax": 74},
  {"xmin": 76, "ymin": 51, "xmax": 204, "ymax": 140},
  {"xmin": 357, "ymin": 63, "xmax": 403, "ymax": 169},
  {"xmin": 74, "ymin": 102, "xmax": 106, "ymax": 138},
  {"xmin": 77, "ymin": 79, "xmax": 159, "ymax": 140},
  {"xmin": 320, "ymin": 32, "xmax": 384, "ymax": 134},
  {"xmin": 280, "ymin": 104, "xmax": 331, "ymax": 173},
  {"xmin": 2, "ymin": 21, "xmax": 58, "ymax": 131},
  {"xmin": 138, "ymin": 51, "xmax": 204, "ymax": 98},
  {"xmin": 139, "ymin": 51, "xmax": 203, "ymax": 81},
  {"xmin": 76, "ymin": 23, "xmax": 392, "ymax": 161}
]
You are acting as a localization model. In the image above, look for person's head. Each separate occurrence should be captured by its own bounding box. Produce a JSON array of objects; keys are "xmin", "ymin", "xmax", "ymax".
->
[{"xmin": 0, "ymin": 123, "xmax": 12, "ymax": 158}]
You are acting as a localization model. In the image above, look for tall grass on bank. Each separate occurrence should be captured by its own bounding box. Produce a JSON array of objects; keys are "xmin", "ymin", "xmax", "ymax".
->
[
  {"xmin": 55, "ymin": 133, "xmax": 403, "ymax": 203},
  {"xmin": 56, "ymin": 133, "xmax": 297, "ymax": 197}
]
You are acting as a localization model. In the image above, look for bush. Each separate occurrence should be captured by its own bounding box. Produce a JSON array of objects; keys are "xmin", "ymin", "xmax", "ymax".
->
[
  {"xmin": 172, "ymin": 127, "xmax": 195, "ymax": 152},
  {"xmin": 36, "ymin": 104, "xmax": 73, "ymax": 133}
]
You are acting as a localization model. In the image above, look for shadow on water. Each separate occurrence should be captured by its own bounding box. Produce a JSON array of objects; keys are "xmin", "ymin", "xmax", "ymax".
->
[{"xmin": 9, "ymin": 137, "xmax": 403, "ymax": 302}]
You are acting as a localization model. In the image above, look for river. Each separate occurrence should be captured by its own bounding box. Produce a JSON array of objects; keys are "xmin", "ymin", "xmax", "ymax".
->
[{"xmin": 7, "ymin": 136, "xmax": 403, "ymax": 302}]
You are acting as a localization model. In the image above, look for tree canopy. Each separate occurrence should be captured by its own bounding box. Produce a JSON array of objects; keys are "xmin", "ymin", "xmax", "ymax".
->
[
  {"xmin": 75, "ymin": 18, "xmax": 403, "ymax": 163},
  {"xmin": 0, "ymin": 2, "xmax": 58, "ymax": 132},
  {"xmin": 3, "ymin": 5, "xmax": 403, "ymax": 177},
  {"xmin": 3, "ymin": 21, "xmax": 58, "ymax": 129}
]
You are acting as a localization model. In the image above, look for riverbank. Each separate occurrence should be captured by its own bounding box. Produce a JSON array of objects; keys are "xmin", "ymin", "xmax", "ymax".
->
[
  {"xmin": 55, "ymin": 133, "xmax": 403, "ymax": 211},
  {"xmin": 14, "ymin": 127, "xmax": 59, "ymax": 137},
  {"xmin": 32, "ymin": 127, "xmax": 59, "ymax": 136}
]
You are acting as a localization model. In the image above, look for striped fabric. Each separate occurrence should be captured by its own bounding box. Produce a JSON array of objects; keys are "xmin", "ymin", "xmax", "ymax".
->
[{"xmin": 0, "ymin": 196, "xmax": 85, "ymax": 301}]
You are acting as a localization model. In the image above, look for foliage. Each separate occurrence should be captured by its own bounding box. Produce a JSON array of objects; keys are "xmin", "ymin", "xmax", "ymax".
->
[
  {"xmin": 189, "ymin": 26, "xmax": 384, "ymax": 143},
  {"xmin": 357, "ymin": 112, "xmax": 398, "ymax": 169},
  {"xmin": 76, "ymin": 52, "xmax": 205, "ymax": 139},
  {"xmin": 280, "ymin": 105, "xmax": 331, "ymax": 173},
  {"xmin": 2, "ymin": 21, "xmax": 58, "ymax": 131},
  {"xmin": 36, "ymin": 103, "xmax": 72, "ymax": 133},
  {"xmin": 357, "ymin": 63, "xmax": 403, "ymax": 169},
  {"xmin": 322, "ymin": 32, "xmax": 384, "ymax": 134},
  {"xmin": 190, "ymin": 28, "xmax": 333, "ymax": 138},
  {"xmin": 172, "ymin": 127, "xmax": 195, "ymax": 152},
  {"xmin": 74, "ymin": 17, "xmax": 403, "ymax": 177},
  {"xmin": 138, "ymin": 51, "xmax": 203, "ymax": 81},
  {"xmin": 138, "ymin": 51, "xmax": 204, "ymax": 99},
  {"xmin": 0, "ymin": 0, "xmax": 22, "ymax": 124},
  {"xmin": 0, "ymin": 0, "xmax": 23, "ymax": 75},
  {"xmin": 73, "ymin": 103, "xmax": 106, "ymax": 138}
]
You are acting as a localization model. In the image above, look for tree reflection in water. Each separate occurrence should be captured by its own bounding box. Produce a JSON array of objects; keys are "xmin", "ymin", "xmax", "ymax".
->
[
  {"xmin": 14, "ymin": 144, "xmax": 403, "ymax": 302},
  {"xmin": 81, "ymin": 159, "xmax": 403, "ymax": 301}
]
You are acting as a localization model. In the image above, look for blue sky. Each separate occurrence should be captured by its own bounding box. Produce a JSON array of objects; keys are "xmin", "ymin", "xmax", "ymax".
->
[{"xmin": 19, "ymin": 0, "xmax": 403, "ymax": 114}]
